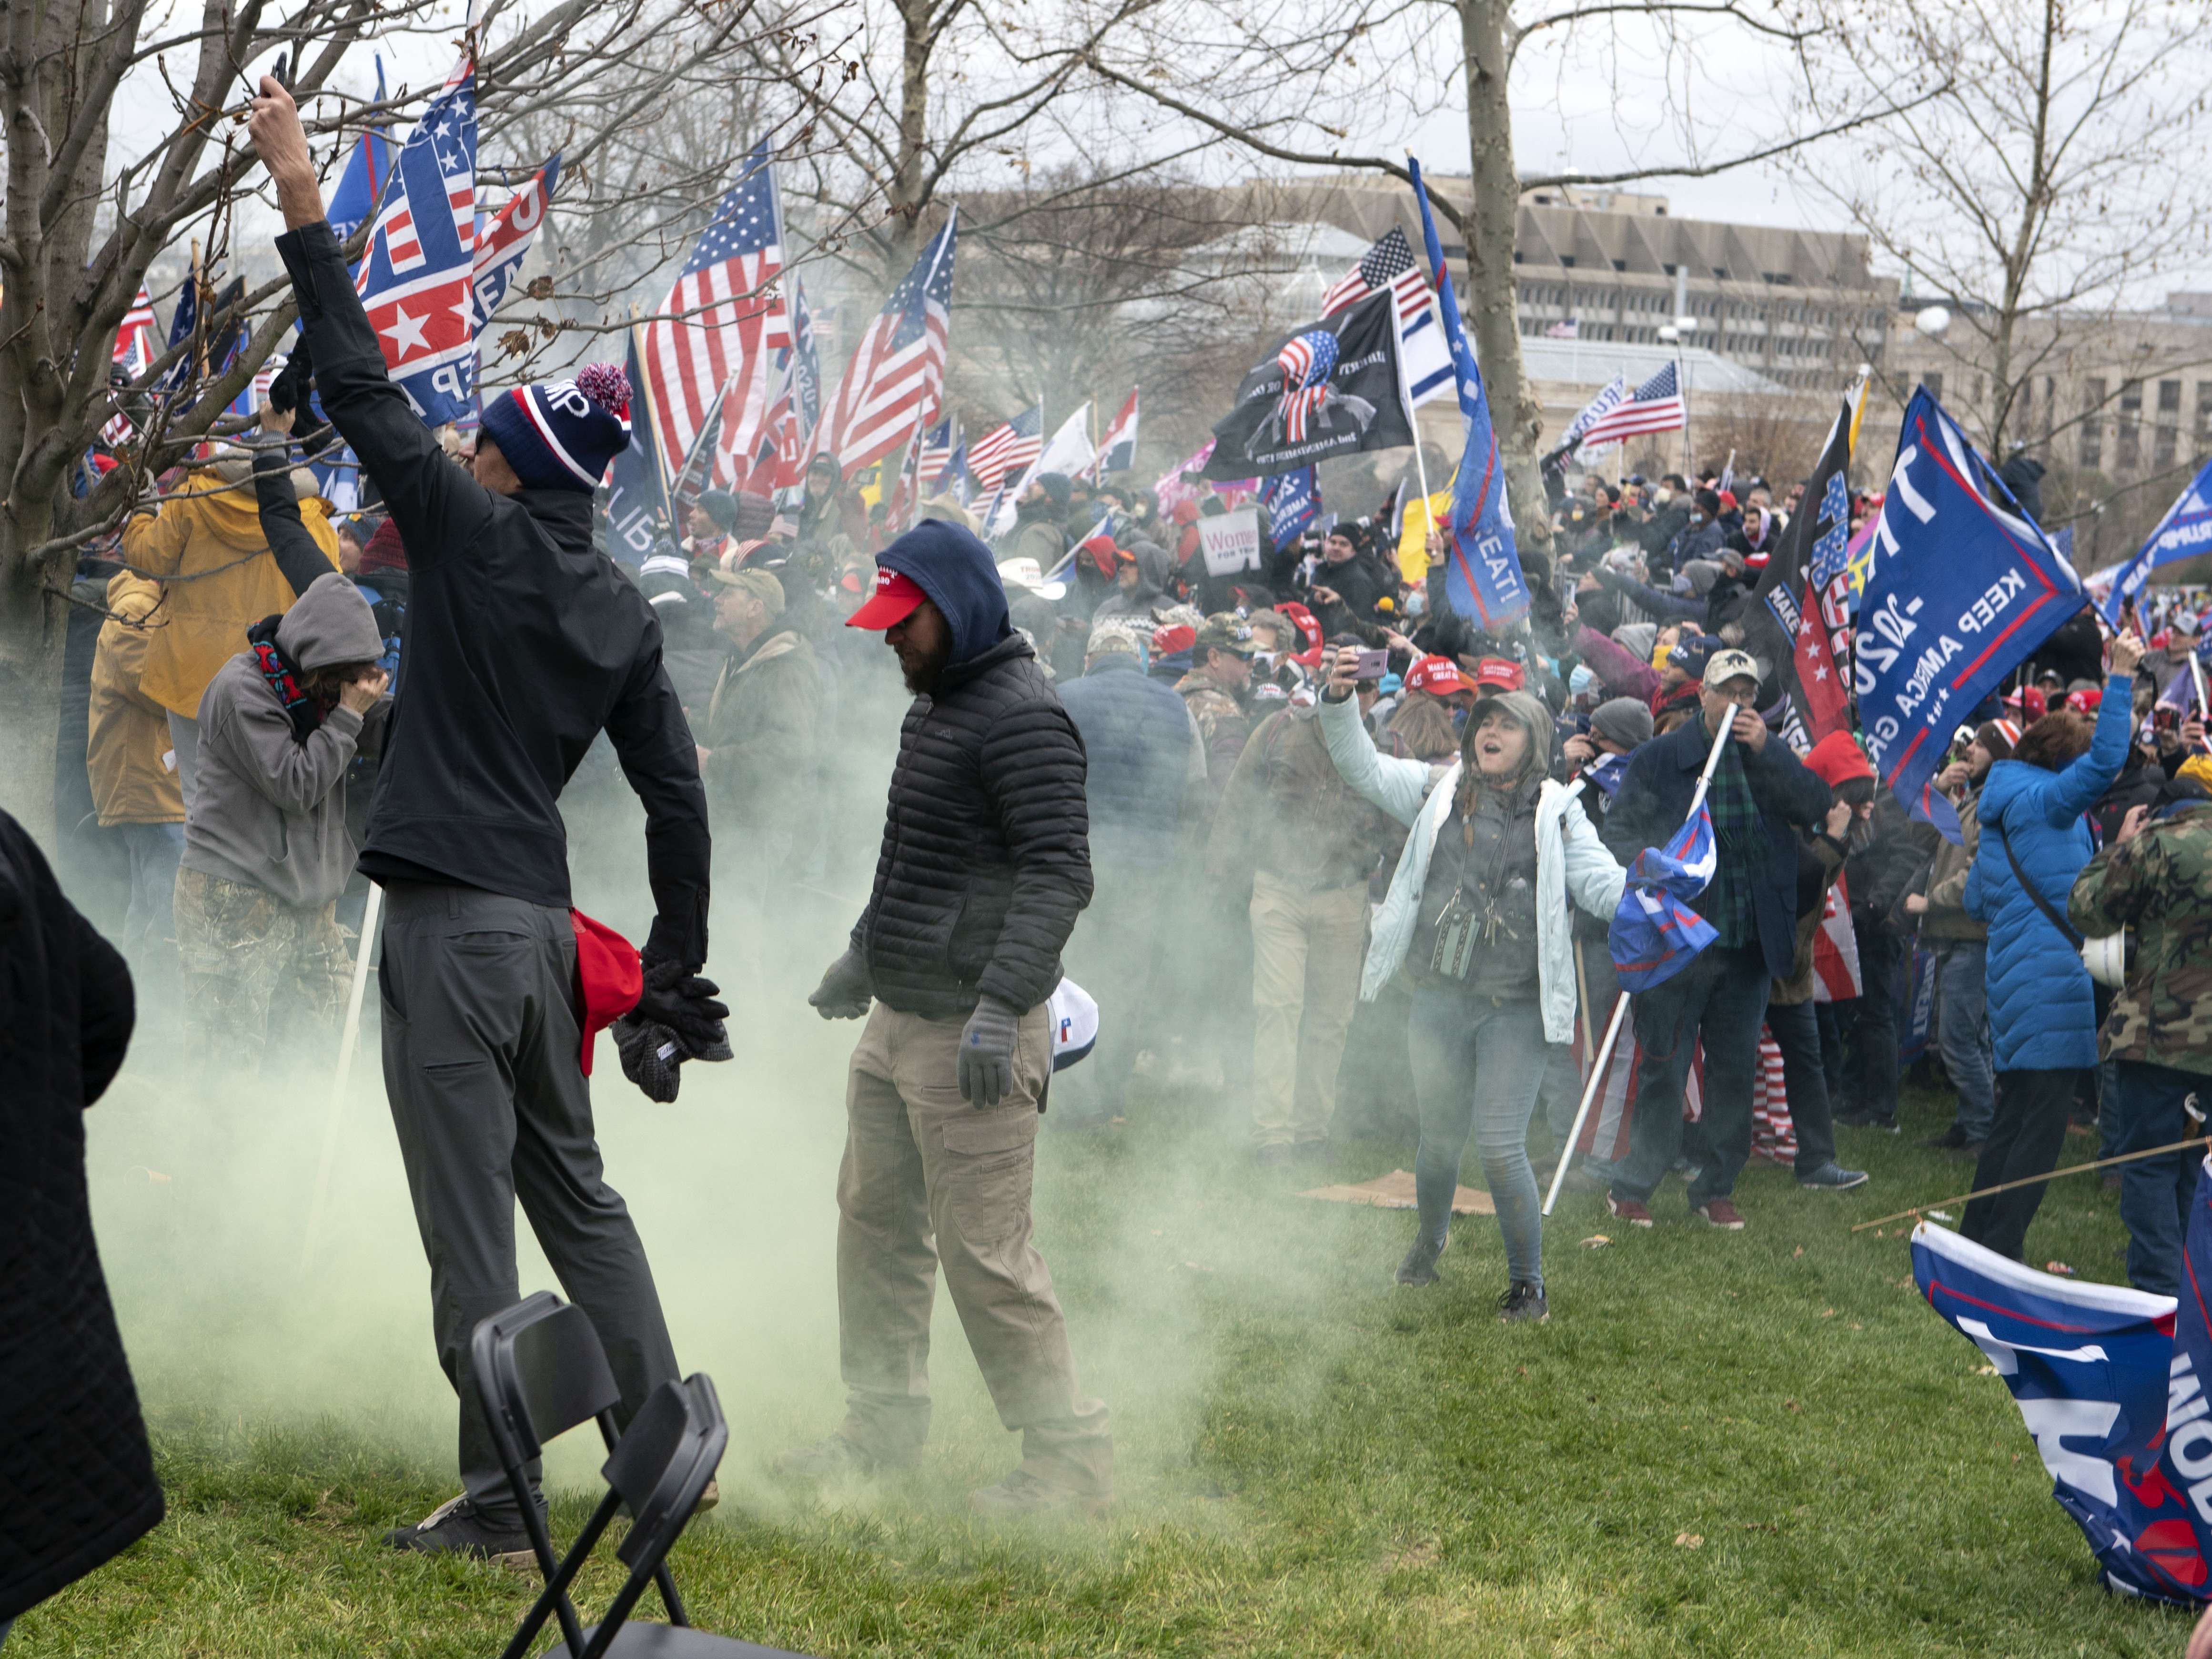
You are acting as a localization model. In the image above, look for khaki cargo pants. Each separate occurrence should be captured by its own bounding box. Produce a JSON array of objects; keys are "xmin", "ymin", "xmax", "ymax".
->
[
  {"xmin": 1249, "ymin": 872, "xmax": 1369, "ymax": 1148},
  {"xmin": 834, "ymin": 1001, "xmax": 1112, "ymax": 1497}
]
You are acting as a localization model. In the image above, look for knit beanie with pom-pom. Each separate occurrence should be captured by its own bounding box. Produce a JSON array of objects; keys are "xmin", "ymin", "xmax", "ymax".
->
[{"xmin": 478, "ymin": 362, "xmax": 633, "ymax": 493}]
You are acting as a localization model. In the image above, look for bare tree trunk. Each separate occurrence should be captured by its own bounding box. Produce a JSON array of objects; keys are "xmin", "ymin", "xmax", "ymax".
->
[
  {"xmin": 1457, "ymin": 0, "xmax": 1550, "ymax": 554},
  {"xmin": 887, "ymin": 0, "xmax": 935, "ymax": 263}
]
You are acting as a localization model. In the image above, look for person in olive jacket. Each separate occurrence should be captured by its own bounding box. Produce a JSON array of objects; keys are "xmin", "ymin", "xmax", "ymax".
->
[{"xmin": 789, "ymin": 519, "xmax": 1109, "ymax": 1518}]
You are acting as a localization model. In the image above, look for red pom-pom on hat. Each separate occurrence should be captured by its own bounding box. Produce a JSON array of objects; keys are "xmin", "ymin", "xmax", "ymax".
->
[{"xmin": 573, "ymin": 362, "xmax": 631, "ymax": 419}]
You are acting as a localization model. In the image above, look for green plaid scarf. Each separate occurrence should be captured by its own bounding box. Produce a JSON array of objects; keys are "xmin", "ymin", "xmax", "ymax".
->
[{"xmin": 1696, "ymin": 727, "xmax": 1758, "ymax": 949}]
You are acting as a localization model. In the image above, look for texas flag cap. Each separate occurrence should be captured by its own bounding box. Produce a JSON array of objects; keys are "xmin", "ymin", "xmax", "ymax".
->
[{"xmin": 846, "ymin": 566, "xmax": 929, "ymax": 630}]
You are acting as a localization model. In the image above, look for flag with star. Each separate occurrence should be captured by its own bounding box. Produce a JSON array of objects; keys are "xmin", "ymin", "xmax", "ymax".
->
[
  {"xmin": 643, "ymin": 139, "xmax": 790, "ymax": 487},
  {"xmin": 1747, "ymin": 396, "xmax": 1855, "ymax": 754},
  {"xmin": 814, "ymin": 211, "xmax": 956, "ymax": 480},
  {"xmin": 354, "ymin": 68, "xmax": 478, "ymax": 426}
]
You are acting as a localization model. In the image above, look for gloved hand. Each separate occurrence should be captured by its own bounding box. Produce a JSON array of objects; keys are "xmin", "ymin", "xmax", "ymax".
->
[
  {"xmin": 615, "ymin": 1012, "xmax": 684, "ymax": 1103},
  {"xmin": 268, "ymin": 340, "xmax": 313, "ymax": 414},
  {"xmin": 956, "ymin": 995, "xmax": 1021, "ymax": 1108},
  {"xmin": 634, "ymin": 957, "xmax": 730, "ymax": 1054},
  {"xmin": 808, "ymin": 949, "xmax": 873, "ymax": 1020}
]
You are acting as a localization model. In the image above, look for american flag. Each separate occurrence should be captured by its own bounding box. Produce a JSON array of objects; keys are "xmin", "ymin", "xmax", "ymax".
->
[
  {"xmin": 641, "ymin": 140, "xmax": 789, "ymax": 486},
  {"xmin": 967, "ymin": 403, "xmax": 1043, "ymax": 495},
  {"xmin": 1273, "ymin": 329, "xmax": 1338, "ymax": 444},
  {"xmin": 113, "ymin": 286, "xmax": 157, "ymax": 375},
  {"xmin": 918, "ymin": 415, "xmax": 958, "ymax": 487},
  {"xmin": 1575, "ymin": 362, "xmax": 1687, "ymax": 447},
  {"xmin": 1320, "ymin": 226, "xmax": 1451, "ymax": 405},
  {"xmin": 1545, "ymin": 317, "xmax": 1579, "ymax": 339},
  {"xmin": 354, "ymin": 69, "xmax": 478, "ymax": 427},
  {"xmin": 814, "ymin": 212, "xmax": 957, "ymax": 480},
  {"xmin": 1560, "ymin": 374, "xmax": 1630, "ymax": 450}
]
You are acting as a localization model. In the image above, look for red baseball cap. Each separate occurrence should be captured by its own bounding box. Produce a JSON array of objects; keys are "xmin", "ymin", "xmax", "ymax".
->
[
  {"xmin": 1152, "ymin": 623, "xmax": 1198, "ymax": 656},
  {"xmin": 1404, "ymin": 655, "xmax": 1468, "ymax": 696},
  {"xmin": 2004, "ymin": 687, "xmax": 2049, "ymax": 721},
  {"xmin": 1472, "ymin": 657, "xmax": 1525, "ymax": 694},
  {"xmin": 2068, "ymin": 686, "xmax": 2102, "ymax": 712},
  {"xmin": 846, "ymin": 566, "xmax": 928, "ymax": 629}
]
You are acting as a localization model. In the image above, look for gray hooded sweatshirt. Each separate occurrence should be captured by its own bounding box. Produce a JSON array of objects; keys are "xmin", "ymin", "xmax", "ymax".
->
[{"xmin": 182, "ymin": 572, "xmax": 384, "ymax": 906}]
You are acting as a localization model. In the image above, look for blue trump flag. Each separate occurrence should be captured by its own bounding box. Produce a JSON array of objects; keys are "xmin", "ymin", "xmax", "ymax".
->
[
  {"xmin": 1407, "ymin": 156, "xmax": 1528, "ymax": 628},
  {"xmin": 327, "ymin": 58, "xmax": 395, "ymax": 242},
  {"xmin": 1913, "ymin": 1161, "xmax": 2212, "ymax": 1604},
  {"xmin": 1608, "ymin": 798, "xmax": 1719, "ymax": 991},
  {"xmin": 1861, "ymin": 386, "xmax": 2085, "ymax": 841},
  {"xmin": 1263, "ymin": 465, "xmax": 1320, "ymax": 542},
  {"xmin": 2103, "ymin": 455, "xmax": 2212, "ymax": 625}
]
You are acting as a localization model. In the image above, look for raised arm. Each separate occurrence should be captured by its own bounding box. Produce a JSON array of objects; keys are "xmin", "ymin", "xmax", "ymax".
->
[
  {"xmin": 2047, "ymin": 640, "xmax": 2146, "ymax": 824},
  {"xmin": 251, "ymin": 77, "xmax": 494, "ymax": 574},
  {"xmin": 251, "ymin": 420, "xmax": 342, "ymax": 600},
  {"xmin": 602, "ymin": 647, "xmax": 713, "ymax": 971},
  {"xmin": 1317, "ymin": 647, "xmax": 1438, "ymax": 826}
]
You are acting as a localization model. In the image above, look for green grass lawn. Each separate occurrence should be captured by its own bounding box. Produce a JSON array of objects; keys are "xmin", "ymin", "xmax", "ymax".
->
[{"xmin": 19, "ymin": 1050, "xmax": 2191, "ymax": 1659}]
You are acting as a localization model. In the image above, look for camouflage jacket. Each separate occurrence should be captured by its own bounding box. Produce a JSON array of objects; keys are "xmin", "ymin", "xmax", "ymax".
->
[
  {"xmin": 2069, "ymin": 801, "xmax": 2212, "ymax": 1076},
  {"xmin": 1175, "ymin": 674, "xmax": 1251, "ymax": 813}
]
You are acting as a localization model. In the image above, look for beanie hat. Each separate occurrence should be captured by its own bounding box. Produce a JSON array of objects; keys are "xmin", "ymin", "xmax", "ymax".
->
[
  {"xmin": 1805, "ymin": 730, "xmax": 1875, "ymax": 787},
  {"xmin": 696, "ymin": 488, "xmax": 743, "ymax": 533},
  {"xmin": 1590, "ymin": 697, "xmax": 1655, "ymax": 750},
  {"xmin": 479, "ymin": 363, "xmax": 632, "ymax": 493},
  {"xmin": 1035, "ymin": 472, "xmax": 1073, "ymax": 507}
]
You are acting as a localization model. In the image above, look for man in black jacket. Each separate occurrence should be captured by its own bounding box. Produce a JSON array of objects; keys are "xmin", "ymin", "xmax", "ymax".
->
[
  {"xmin": 252, "ymin": 81, "xmax": 726, "ymax": 1560},
  {"xmin": 791, "ymin": 518, "xmax": 1108, "ymax": 1516},
  {"xmin": 1600, "ymin": 649, "xmax": 1833, "ymax": 1229}
]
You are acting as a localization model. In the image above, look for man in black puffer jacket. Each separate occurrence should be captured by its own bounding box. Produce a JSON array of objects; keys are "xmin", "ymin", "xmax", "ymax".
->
[{"xmin": 791, "ymin": 518, "xmax": 1108, "ymax": 1516}]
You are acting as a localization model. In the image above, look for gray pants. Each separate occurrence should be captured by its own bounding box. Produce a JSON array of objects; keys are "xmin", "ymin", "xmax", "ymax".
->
[{"xmin": 378, "ymin": 881, "xmax": 678, "ymax": 1525}]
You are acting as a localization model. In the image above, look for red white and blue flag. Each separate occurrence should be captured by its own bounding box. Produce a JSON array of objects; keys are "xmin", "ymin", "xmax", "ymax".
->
[
  {"xmin": 1321, "ymin": 227, "xmax": 1452, "ymax": 407},
  {"xmin": 1576, "ymin": 362, "xmax": 1687, "ymax": 448},
  {"xmin": 814, "ymin": 213, "xmax": 956, "ymax": 481},
  {"xmin": 968, "ymin": 403, "xmax": 1043, "ymax": 497},
  {"xmin": 642, "ymin": 140, "xmax": 788, "ymax": 486},
  {"xmin": 113, "ymin": 286, "xmax": 157, "ymax": 376},
  {"xmin": 469, "ymin": 155, "xmax": 559, "ymax": 334},
  {"xmin": 354, "ymin": 68, "xmax": 478, "ymax": 426},
  {"xmin": 1914, "ymin": 1178, "xmax": 2212, "ymax": 1604},
  {"xmin": 1608, "ymin": 799, "xmax": 1718, "ymax": 991},
  {"xmin": 918, "ymin": 414, "xmax": 959, "ymax": 488},
  {"xmin": 1095, "ymin": 387, "xmax": 1139, "ymax": 475}
]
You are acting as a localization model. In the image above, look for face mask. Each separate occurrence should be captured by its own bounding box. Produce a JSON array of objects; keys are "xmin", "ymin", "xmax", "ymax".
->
[
  {"xmin": 1653, "ymin": 488, "xmax": 1673, "ymax": 506},
  {"xmin": 1570, "ymin": 664, "xmax": 1596, "ymax": 697},
  {"xmin": 1652, "ymin": 641, "xmax": 1675, "ymax": 671}
]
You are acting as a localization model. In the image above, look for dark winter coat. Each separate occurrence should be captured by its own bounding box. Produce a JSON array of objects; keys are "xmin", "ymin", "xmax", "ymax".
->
[
  {"xmin": 0, "ymin": 809, "xmax": 160, "ymax": 1624},
  {"xmin": 1603, "ymin": 714, "xmax": 1834, "ymax": 979},
  {"xmin": 1844, "ymin": 792, "xmax": 1935, "ymax": 936},
  {"xmin": 851, "ymin": 520, "xmax": 1093, "ymax": 1018},
  {"xmin": 2031, "ymin": 607, "xmax": 2107, "ymax": 692},
  {"xmin": 277, "ymin": 220, "xmax": 711, "ymax": 968},
  {"xmin": 1056, "ymin": 653, "xmax": 1195, "ymax": 869},
  {"xmin": 701, "ymin": 628, "xmax": 820, "ymax": 835}
]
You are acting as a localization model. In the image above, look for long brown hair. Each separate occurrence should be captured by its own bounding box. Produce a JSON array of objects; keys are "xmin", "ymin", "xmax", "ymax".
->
[
  {"xmin": 2012, "ymin": 710, "xmax": 2091, "ymax": 772},
  {"xmin": 1385, "ymin": 689, "xmax": 1460, "ymax": 762}
]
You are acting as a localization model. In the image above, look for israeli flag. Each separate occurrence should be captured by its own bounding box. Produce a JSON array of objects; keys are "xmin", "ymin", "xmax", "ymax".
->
[{"xmin": 1607, "ymin": 801, "xmax": 1718, "ymax": 991}]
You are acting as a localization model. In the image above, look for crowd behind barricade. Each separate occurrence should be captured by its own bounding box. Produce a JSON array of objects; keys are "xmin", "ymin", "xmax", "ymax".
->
[{"xmin": 52, "ymin": 395, "xmax": 2212, "ymax": 1329}]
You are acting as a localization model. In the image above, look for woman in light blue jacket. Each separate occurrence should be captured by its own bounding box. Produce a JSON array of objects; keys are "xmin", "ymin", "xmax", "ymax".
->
[{"xmin": 1316, "ymin": 649, "xmax": 1626, "ymax": 1320}]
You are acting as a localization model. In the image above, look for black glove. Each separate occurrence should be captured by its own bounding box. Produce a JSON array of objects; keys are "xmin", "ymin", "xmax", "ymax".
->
[
  {"xmin": 615, "ymin": 1013, "xmax": 684, "ymax": 1103},
  {"xmin": 268, "ymin": 339, "xmax": 313, "ymax": 415},
  {"xmin": 956, "ymin": 995, "xmax": 1021, "ymax": 1108},
  {"xmin": 808, "ymin": 949, "xmax": 873, "ymax": 1021},
  {"xmin": 634, "ymin": 958, "xmax": 730, "ymax": 1054}
]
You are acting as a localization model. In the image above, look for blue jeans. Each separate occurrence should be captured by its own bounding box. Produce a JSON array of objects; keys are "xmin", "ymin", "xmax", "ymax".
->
[
  {"xmin": 1763, "ymin": 998, "xmax": 1837, "ymax": 1175},
  {"xmin": 1614, "ymin": 943, "xmax": 1773, "ymax": 1207},
  {"xmin": 1933, "ymin": 941, "xmax": 1995, "ymax": 1141},
  {"xmin": 120, "ymin": 820, "xmax": 184, "ymax": 971},
  {"xmin": 1406, "ymin": 986, "xmax": 1551, "ymax": 1288},
  {"xmin": 2114, "ymin": 1060, "xmax": 2206, "ymax": 1297}
]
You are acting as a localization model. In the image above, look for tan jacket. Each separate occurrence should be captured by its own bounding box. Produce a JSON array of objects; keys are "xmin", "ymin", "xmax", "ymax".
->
[
  {"xmin": 1919, "ymin": 780, "xmax": 1988, "ymax": 941},
  {"xmin": 121, "ymin": 464, "xmax": 340, "ymax": 718},
  {"xmin": 86, "ymin": 573, "xmax": 186, "ymax": 826}
]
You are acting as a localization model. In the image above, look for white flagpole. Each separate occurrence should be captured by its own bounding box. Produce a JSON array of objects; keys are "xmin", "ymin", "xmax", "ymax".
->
[
  {"xmin": 303, "ymin": 880, "xmax": 382, "ymax": 1269},
  {"xmin": 1543, "ymin": 709, "xmax": 1733, "ymax": 1218}
]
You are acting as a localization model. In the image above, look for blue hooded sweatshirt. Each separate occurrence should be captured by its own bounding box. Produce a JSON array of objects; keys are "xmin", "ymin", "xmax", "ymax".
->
[
  {"xmin": 875, "ymin": 519, "xmax": 1012, "ymax": 665},
  {"xmin": 1966, "ymin": 676, "xmax": 2133, "ymax": 1072}
]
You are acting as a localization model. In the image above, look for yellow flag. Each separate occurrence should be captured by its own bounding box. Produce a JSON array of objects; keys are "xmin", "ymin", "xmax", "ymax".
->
[{"xmin": 1397, "ymin": 486, "xmax": 1454, "ymax": 582}]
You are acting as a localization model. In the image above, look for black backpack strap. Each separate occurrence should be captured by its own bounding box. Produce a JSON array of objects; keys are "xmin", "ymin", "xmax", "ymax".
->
[{"xmin": 1993, "ymin": 817, "xmax": 2084, "ymax": 949}]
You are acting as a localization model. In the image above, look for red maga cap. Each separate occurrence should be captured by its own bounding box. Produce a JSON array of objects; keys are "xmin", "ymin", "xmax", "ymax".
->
[
  {"xmin": 1404, "ymin": 655, "xmax": 1469, "ymax": 696},
  {"xmin": 1472, "ymin": 657, "xmax": 1525, "ymax": 693},
  {"xmin": 846, "ymin": 567, "xmax": 928, "ymax": 629}
]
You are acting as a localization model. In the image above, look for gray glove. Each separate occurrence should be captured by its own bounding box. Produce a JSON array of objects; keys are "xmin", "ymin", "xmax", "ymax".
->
[
  {"xmin": 614, "ymin": 1013, "xmax": 684, "ymax": 1103},
  {"xmin": 808, "ymin": 948, "xmax": 874, "ymax": 1020},
  {"xmin": 956, "ymin": 995, "xmax": 1021, "ymax": 1108}
]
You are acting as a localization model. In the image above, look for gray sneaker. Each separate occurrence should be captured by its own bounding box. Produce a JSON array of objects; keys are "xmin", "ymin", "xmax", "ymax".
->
[
  {"xmin": 772, "ymin": 1434, "xmax": 880, "ymax": 1483},
  {"xmin": 1797, "ymin": 1161, "xmax": 1869, "ymax": 1191},
  {"xmin": 382, "ymin": 1495, "xmax": 536, "ymax": 1568},
  {"xmin": 968, "ymin": 1467, "xmax": 1110, "ymax": 1518}
]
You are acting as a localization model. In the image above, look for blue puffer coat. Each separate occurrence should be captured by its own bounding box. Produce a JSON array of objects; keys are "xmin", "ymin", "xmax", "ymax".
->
[{"xmin": 1965, "ymin": 678, "xmax": 2133, "ymax": 1072}]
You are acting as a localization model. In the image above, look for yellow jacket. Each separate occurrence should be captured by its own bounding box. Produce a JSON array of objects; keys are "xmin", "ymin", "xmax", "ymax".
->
[
  {"xmin": 121, "ymin": 464, "xmax": 339, "ymax": 718},
  {"xmin": 87, "ymin": 573, "xmax": 186, "ymax": 826}
]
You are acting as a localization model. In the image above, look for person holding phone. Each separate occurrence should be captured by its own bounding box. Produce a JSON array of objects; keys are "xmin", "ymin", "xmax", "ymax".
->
[{"xmin": 1311, "ymin": 647, "xmax": 1628, "ymax": 1318}]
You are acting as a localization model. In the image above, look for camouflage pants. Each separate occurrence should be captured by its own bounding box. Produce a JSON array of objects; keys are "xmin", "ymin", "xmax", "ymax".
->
[{"xmin": 173, "ymin": 866, "xmax": 351, "ymax": 1079}]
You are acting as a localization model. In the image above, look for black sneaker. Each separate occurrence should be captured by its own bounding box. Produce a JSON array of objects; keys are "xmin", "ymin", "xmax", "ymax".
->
[
  {"xmin": 1797, "ymin": 1161, "xmax": 1869, "ymax": 1191},
  {"xmin": 1919, "ymin": 1124, "xmax": 1970, "ymax": 1150},
  {"xmin": 383, "ymin": 1495, "xmax": 535, "ymax": 1567},
  {"xmin": 1498, "ymin": 1281, "xmax": 1548, "ymax": 1322},
  {"xmin": 1395, "ymin": 1233, "xmax": 1447, "ymax": 1286},
  {"xmin": 1948, "ymin": 1140, "xmax": 1987, "ymax": 1162}
]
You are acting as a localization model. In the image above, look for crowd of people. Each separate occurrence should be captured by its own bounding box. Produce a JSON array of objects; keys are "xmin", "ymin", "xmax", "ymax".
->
[{"xmin": 14, "ymin": 75, "xmax": 2212, "ymax": 1631}]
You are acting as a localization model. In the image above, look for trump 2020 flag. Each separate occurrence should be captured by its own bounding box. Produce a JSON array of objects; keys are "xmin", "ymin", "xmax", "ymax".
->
[
  {"xmin": 1608, "ymin": 802, "xmax": 1719, "ymax": 991},
  {"xmin": 1862, "ymin": 385, "xmax": 2085, "ymax": 840},
  {"xmin": 1407, "ymin": 155, "xmax": 1528, "ymax": 628},
  {"xmin": 354, "ymin": 69, "xmax": 477, "ymax": 426},
  {"xmin": 1263, "ymin": 465, "xmax": 1320, "ymax": 543},
  {"xmin": 1912, "ymin": 1165, "xmax": 2212, "ymax": 1605},
  {"xmin": 2104, "ymin": 455, "xmax": 2212, "ymax": 626}
]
